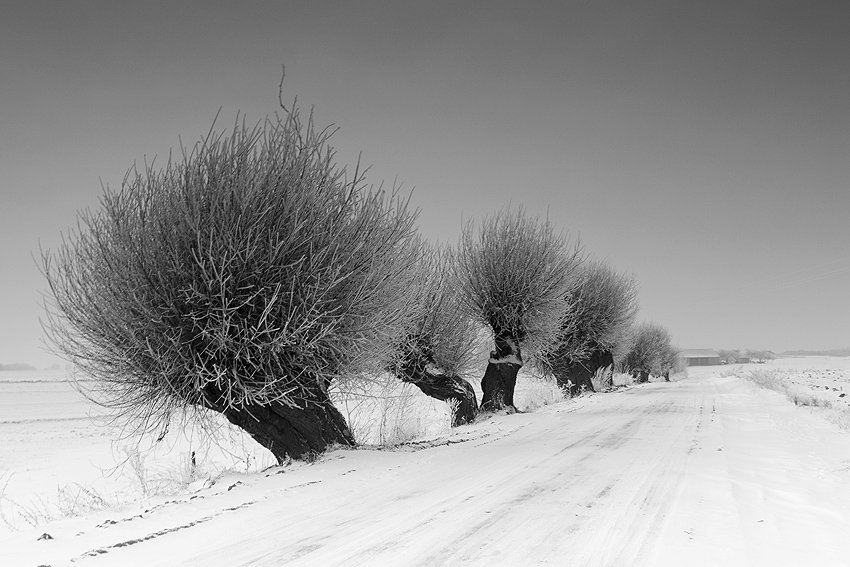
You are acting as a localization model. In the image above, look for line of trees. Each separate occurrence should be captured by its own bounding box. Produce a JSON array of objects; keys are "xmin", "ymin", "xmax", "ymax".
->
[
  {"xmin": 619, "ymin": 322, "xmax": 680, "ymax": 383},
  {"xmin": 42, "ymin": 95, "xmax": 679, "ymax": 462},
  {"xmin": 0, "ymin": 363, "xmax": 37, "ymax": 371},
  {"xmin": 717, "ymin": 349, "xmax": 776, "ymax": 363},
  {"xmin": 546, "ymin": 260, "xmax": 640, "ymax": 394}
]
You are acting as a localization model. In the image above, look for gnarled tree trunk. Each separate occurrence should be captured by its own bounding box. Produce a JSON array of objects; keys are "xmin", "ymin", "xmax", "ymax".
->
[
  {"xmin": 400, "ymin": 369, "xmax": 478, "ymax": 426},
  {"xmin": 397, "ymin": 348, "xmax": 478, "ymax": 425},
  {"xmin": 481, "ymin": 335, "xmax": 522, "ymax": 412},
  {"xmin": 201, "ymin": 385, "xmax": 354, "ymax": 463},
  {"xmin": 553, "ymin": 350, "xmax": 614, "ymax": 396},
  {"xmin": 631, "ymin": 368, "xmax": 649, "ymax": 384}
]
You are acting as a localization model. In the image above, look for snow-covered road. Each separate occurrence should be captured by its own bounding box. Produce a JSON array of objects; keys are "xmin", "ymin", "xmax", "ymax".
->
[{"xmin": 6, "ymin": 370, "xmax": 850, "ymax": 566}]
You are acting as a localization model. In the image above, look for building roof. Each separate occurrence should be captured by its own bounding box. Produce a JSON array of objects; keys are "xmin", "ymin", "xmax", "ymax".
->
[{"xmin": 678, "ymin": 349, "xmax": 720, "ymax": 358}]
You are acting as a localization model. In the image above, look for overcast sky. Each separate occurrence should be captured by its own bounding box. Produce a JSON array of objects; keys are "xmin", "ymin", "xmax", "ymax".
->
[{"xmin": 2, "ymin": 1, "xmax": 849, "ymax": 368}]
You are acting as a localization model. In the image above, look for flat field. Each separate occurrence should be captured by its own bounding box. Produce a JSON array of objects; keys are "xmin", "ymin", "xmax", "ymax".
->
[
  {"xmin": 751, "ymin": 356, "xmax": 850, "ymax": 410},
  {"xmin": 0, "ymin": 369, "xmax": 275, "ymax": 533}
]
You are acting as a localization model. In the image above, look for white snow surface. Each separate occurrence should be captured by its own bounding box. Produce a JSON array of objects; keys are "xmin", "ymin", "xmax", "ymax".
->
[{"xmin": 4, "ymin": 363, "xmax": 850, "ymax": 566}]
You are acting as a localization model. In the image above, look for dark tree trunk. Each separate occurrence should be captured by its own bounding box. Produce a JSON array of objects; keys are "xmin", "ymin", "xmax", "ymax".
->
[
  {"xmin": 396, "ymin": 345, "xmax": 478, "ymax": 426},
  {"xmin": 481, "ymin": 335, "xmax": 522, "ymax": 412},
  {"xmin": 553, "ymin": 350, "xmax": 614, "ymax": 396},
  {"xmin": 201, "ymin": 385, "xmax": 354, "ymax": 463},
  {"xmin": 401, "ymin": 369, "xmax": 478, "ymax": 426}
]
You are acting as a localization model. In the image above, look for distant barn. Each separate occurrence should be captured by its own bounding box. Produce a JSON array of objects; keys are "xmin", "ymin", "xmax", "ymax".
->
[{"xmin": 679, "ymin": 349, "xmax": 721, "ymax": 366}]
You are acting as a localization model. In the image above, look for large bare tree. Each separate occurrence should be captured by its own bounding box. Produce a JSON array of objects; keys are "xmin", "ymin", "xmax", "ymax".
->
[
  {"xmin": 548, "ymin": 260, "xmax": 639, "ymax": 394},
  {"xmin": 42, "ymin": 106, "xmax": 421, "ymax": 462},
  {"xmin": 390, "ymin": 243, "xmax": 481, "ymax": 424},
  {"xmin": 456, "ymin": 208, "xmax": 581, "ymax": 411}
]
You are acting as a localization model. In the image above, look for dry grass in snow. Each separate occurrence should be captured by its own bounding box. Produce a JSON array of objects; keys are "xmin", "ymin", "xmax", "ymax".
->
[
  {"xmin": 726, "ymin": 358, "xmax": 850, "ymax": 432},
  {"xmin": 332, "ymin": 370, "xmax": 568, "ymax": 446}
]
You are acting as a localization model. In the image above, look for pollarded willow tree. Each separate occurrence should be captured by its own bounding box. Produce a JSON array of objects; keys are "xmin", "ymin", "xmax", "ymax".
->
[
  {"xmin": 658, "ymin": 342, "xmax": 681, "ymax": 381},
  {"xmin": 456, "ymin": 208, "xmax": 582, "ymax": 411},
  {"xmin": 621, "ymin": 321, "xmax": 676, "ymax": 383},
  {"xmin": 547, "ymin": 260, "xmax": 639, "ymax": 394},
  {"xmin": 390, "ymin": 242, "xmax": 481, "ymax": 425},
  {"xmin": 42, "ymin": 104, "xmax": 422, "ymax": 462}
]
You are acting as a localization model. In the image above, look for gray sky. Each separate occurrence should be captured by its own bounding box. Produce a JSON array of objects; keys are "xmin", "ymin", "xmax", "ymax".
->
[{"xmin": 2, "ymin": 1, "xmax": 849, "ymax": 368}]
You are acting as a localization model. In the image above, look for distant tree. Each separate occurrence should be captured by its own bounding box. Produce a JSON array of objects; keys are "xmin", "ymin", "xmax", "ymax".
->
[
  {"xmin": 656, "ymin": 343, "xmax": 681, "ymax": 381},
  {"xmin": 782, "ymin": 348, "xmax": 850, "ymax": 357},
  {"xmin": 621, "ymin": 322, "xmax": 675, "ymax": 383},
  {"xmin": 456, "ymin": 208, "xmax": 581, "ymax": 411},
  {"xmin": 0, "ymin": 363, "xmax": 37, "ymax": 371},
  {"xmin": 717, "ymin": 349, "xmax": 740, "ymax": 364},
  {"xmin": 41, "ymin": 104, "xmax": 422, "ymax": 462},
  {"xmin": 546, "ymin": 260, "xmax": 639, "ymax": 394},
  {"xmin": 745, "ymin": 349, "xmax": 775, "ymax": 363},
  {"xmin": 390, "ymin": 242, "xmax": 481, "ymax": 425}
]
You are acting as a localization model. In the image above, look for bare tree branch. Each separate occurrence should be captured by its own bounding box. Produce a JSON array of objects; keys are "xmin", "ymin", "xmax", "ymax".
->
[{"xmin": 41, "ymin": 102, "xmax": 422, "ymax": 460}]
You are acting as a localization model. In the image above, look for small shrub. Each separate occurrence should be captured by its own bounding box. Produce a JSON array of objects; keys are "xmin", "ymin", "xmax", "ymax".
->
[
  {"xmin": 514, "ymin": 373, "xmax": 566, "ymax": 411},
  {"xmin": 445, "ymin": 398, "xmax": 462, "ymax": 426},
  {"xmin": 611, "ymin": 372, "xmax": 635, "ymax": 388},
  {"xmin": 827, "ymin": 407, "xmax": 850, "ymax": 431},
  {"xmin": 1, "ymin": 477, "xmax": 112, "ymax": 532},
  {"xmin": 120, "ymin": 446, "xmax": 208, "ymax": 499},
  {"xmin": 590, "ymin": 365, "xmax": 614, "ymax": 391},
  {"xmin": 331, "ymin": 375, "xmax": 450, "ymax": 447}
]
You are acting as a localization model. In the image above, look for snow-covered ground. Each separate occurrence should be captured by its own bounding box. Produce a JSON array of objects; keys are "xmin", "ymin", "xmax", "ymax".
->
[
  {"xmin": 3, "ymin": 359, "xmax": 850, "ymax": 566},
  {"xmin": 0, "ymin": 369, "xmax": 278, "ymax": 533},
  {"xmin": 741, "ymin": 356, "xmax": 850, "ymax": 413}
]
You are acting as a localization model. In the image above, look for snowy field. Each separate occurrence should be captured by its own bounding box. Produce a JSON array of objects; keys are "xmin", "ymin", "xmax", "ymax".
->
[
  {"xmin": 0, "ymin": 367, "xmax": 556, "ymax": 533},
  {"xmin": 743, "ymin": 356, "xmax": 850, "ymax": 412},
  {"xmin": 0, "ymin": 369, "xmax": 279, "ymax": 532},
  {"xmin": 2, "ymin": 358, "xmax": 850, "ymax": 566}
]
